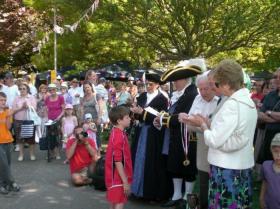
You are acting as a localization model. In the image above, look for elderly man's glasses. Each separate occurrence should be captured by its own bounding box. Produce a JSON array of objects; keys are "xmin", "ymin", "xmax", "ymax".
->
[{"xmin": 19, "ymin": 88, "xmax": 27, "ymax": 90}]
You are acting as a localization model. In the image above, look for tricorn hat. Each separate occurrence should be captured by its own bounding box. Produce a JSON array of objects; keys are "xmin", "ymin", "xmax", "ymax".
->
[
  {"xmin": 160, "ymin": 58, "xmax": 206, "ymax": 82},
  {"xmin": 145, "ymin": 69, "xmax": 163, "ymax": 84}
]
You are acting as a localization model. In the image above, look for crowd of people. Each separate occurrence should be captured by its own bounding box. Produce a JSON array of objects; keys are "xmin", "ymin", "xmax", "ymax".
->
[{"xmin": 0, "ymin": 59, "xmax": 279, "ymax": 209}]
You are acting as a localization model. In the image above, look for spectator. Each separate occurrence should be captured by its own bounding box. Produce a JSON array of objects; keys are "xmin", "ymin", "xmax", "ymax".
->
[
  {"xmin": 251, "ymin": 80, "xmax": 265, "ymax": 109},
  {"xmin": 260, "ymin": 133, "xmax": 280, "ymax": 209},
  {"xmin": 24, "ymin": 75, "xmax": 37, "ymax": 96},
  {"xmin": 0, "ymin": 78, "xmax": 8, "ymax": 94},
  {"xmin": 187, "ymin": 59, "xmax": 258, "ymax": 208},
  {"xmin": 79, "ymin": 81, "xmax": 99, "ymax": 124},
  {"xmin": 61, "ymin": 104, "xmax": 78, "ymax": 147},
  {"xmin": 60, "ymin": 82, "xmax": 72, "ymax": 104},
  {"xmin": 0, "ymin": 92, "xmax": 20, "ymax": 194},
  {"xmin": 83, "ymin": 113, "xmax": 98, "ymax": 150},
  {"xmin": 116, "ymin": 83, "xmax": 131, "ymax": 106},
  {"xmin": 3, "ymin": 73, "xmax": 19, "ymax": 109},
  {"xmin": 12, "ymin": 83, "xmax": 37, "ymax": 161},
  {"xmin": 66, "ymin": 126, "xmax": 97, "ymax": 186},
  {"xmin": 258, "ymin": 68, "xmax": 280, "ymax": 163},
  {"xmin": 68, "ymin": 78, "xmax": 83, "ymax": 114},
  {"xmin": 45, "ymin": 83, "xmax": 65, "ymax": 160}
]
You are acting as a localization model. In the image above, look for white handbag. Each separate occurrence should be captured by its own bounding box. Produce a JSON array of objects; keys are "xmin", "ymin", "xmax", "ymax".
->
[{"xmin": 28, "ymin": 106, "xmax": 42, "ymax": 126}]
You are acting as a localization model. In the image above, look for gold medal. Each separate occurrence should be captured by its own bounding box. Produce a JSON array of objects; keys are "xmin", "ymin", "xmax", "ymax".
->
[{"xmin": 183, "ymin": 159, "xmax": 190, "ymax": 166}]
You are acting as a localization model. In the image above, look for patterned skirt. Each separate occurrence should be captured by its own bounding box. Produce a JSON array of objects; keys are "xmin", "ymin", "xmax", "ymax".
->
[{"xmin": 208, "ymin": 165, "xmax": 253, "ymax": 209}]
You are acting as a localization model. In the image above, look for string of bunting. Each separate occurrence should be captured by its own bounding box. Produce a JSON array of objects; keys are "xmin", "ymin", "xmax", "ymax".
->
[{"xmin": 33, "ymin": 0, "xmax": 99, "ymax": 53}]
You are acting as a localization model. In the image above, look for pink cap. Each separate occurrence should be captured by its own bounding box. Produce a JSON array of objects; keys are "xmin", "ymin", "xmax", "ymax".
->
[{"xmin": 65, "ymin": 104, "xmax": 73, "ymax": 109}]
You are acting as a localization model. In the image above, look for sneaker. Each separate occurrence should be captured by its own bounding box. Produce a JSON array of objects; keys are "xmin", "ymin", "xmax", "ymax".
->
[
  {"xmin": 18, "ymin": 155, "xmax": 24, "ymax": 162},
  {"xmin": 30, "ymin": 155, "xmax": 36, "ymax": 161},
  {"xmin": 0, "ymin": 186, "xmax": 9, "ymax": 195},
  {"xmin": 6, "ymin": 183, "xmax": 20, "ymax": 192},
  {"xmin": 14, "ymin": 144, "xmax": 20, "ymax": 152},
  {"xmin": 55, "ymin": 156, "xmax": 61, "ymax": 160}
]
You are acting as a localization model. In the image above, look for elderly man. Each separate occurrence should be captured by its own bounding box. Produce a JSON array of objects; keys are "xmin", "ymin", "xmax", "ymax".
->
[{"xmin": 179, "ymin": 71, "xmax": 218, "ymax": 209}]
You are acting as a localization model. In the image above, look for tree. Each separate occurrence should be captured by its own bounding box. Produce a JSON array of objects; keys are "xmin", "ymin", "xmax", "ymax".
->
[
  {"xmin": 99, "ymin": 0, "xmax": 280, "ymax": 69},
  {"xmin": 0, "ymin": 0, "xmax": 45, "ymax": 73}
]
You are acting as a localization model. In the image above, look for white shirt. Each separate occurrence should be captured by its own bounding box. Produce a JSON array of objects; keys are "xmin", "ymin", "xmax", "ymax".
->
[
  {"xmin": 170, "ymin": 83, "xmax": 190, "ymax": 105},
  {"xmin": 29, "ymin": 84, "xmax": 37, "ymax": 96},
  {"xmin": 188, "ymin": 94, "xmax": 219, "ymax": 172},
  {"xmin": 95, "ymin": 84, "xmax": 108, "ymax": 101},
  {"xmin": 5, "ymin": 85, "xmax": 19, "ymax": 108},
  {"xmin": 0, "ymin": 84, "xmax": 8, "ymax": 94},
  {"xmin": 146, "ymin": 89, "xmax": 158, "ymax": 105},
  {"xmin": 68, "ymin": 86, "xmax": 83, "ymax": 105}
]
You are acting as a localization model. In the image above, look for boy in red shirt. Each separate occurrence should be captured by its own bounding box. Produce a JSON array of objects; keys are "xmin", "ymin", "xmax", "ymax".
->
[
  {"xmin": 105, "ymin": 106, "xmax": 133, "ymax": 209},
  {"xmin": 66, "ymin": 126, "xmax": 97, "ymax": 186}
]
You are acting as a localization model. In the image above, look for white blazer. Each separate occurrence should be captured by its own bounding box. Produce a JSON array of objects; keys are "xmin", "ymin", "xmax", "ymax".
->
[{"xmin": 204, "ymin": 88, "xmax": 257, "ymax": 170}]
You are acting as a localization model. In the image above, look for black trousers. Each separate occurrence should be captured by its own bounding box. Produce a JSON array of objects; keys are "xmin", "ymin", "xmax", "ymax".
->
[{"xmin": 198, "ymin": 170, "xmax": 209, "ymax": 209}]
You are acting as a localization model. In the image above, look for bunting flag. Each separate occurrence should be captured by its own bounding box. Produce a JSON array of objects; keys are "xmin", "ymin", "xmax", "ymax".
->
[
  {"xmin": 54, "ymin": 25, "xmax": 64, "ymax": 35},
  {"xmin": 36, "ymin": 0, "xmax": 100, "ymax": 52}
]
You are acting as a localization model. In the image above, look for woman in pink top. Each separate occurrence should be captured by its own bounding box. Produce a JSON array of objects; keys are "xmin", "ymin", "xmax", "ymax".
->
[
  {"xmin": 45, "ymin": 83, "xmax": 65, "ymax": 159},
  {"xmin": 12, "ymin": 83, "xmax": 37, "ymax": 161}
]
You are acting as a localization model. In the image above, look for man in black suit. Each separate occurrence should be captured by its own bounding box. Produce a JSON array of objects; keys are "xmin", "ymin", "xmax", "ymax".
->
[
  {"xmin": 130, "ymin": 70, "xmax": 171, "ymax": 200},
  {"xmin": 155, "ymin": 60, "xmax": 203, "ymax": 208}
]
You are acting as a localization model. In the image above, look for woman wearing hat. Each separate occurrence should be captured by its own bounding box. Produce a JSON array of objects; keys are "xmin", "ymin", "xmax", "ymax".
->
[
  {"xmin": 60, "ymin": 82, "xmax": 72, "ymax": 105},
  {"xmin": 130, "ymin": 70, "xmax": 170, "ymax": 201},
  {"xmin": 45, "ymin": 83, "xmax": 65, "ymax": 159}
]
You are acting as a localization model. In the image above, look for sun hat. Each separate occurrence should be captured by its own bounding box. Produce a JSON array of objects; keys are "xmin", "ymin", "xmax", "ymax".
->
[
  {"xmin": 65, "ymin": 104, "xmax": 73, "ymax": 109},
  {"xmin": 48, "ymin": 83, "xmax": 57, "ymax": 89},
  {"xmin": 85, "ymin": 113, "xmax": 93, "ymax": 120},
  {"xmin": 271, "ymin": 133, "xmax": 280, "ymax": 147},
  {"xmin": 61, "ymin": 82, "xmax": 68, "ymax": 88}
]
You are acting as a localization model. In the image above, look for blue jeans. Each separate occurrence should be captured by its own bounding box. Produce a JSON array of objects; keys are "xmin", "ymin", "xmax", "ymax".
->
[{"xmin": 0, "ymin": 143, "xmax": 14, "ymax": 187}]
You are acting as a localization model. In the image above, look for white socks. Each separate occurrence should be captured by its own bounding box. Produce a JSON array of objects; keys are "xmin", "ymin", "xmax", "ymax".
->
[
  {"xmin": 184, "ymin": 181, "xmax": 194, "ymax": 200},
  {"xmin": 171, "ymin": 178, "xmax": 183, "ymax": 200}
]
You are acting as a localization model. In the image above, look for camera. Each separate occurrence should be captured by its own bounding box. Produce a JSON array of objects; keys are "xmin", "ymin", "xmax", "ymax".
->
[
  {"xmin": 76, "ymin": 131, "xmax": 88, "ymax": 140},
  {"xmin": 80, "ymin": 131, "xmax": 88, "ymax": 138}
]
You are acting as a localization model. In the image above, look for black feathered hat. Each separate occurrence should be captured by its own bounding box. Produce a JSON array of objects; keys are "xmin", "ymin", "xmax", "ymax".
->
[
  {"xmin": 145, "ymin": 69, "xmax": 163, "ymax": 84},
  {"xmin": 160, "ymin": 58, "xmax": 206, "ymax": 82}
]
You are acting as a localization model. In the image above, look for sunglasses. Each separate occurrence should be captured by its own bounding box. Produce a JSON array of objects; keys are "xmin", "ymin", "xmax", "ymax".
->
[{"xmin": 19, "ymin": 88, "xmax": 27, "ymax": 90}]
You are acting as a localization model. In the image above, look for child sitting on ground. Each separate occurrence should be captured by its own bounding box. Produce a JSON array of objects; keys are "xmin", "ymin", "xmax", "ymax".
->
[{"xmin": 260, "ymin": 133, "xmax": 280, "ymax": 209}]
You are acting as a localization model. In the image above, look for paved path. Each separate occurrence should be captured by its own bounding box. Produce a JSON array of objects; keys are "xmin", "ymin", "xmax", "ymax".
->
[{"xmin": 0, "ymin": 147, "xmax": 163, "ymax": 209}]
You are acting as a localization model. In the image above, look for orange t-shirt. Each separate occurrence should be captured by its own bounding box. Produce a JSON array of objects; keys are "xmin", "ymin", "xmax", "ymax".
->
[{"xmin": 0, "ymin": 109, "xmax": 13, "ymax": 144}]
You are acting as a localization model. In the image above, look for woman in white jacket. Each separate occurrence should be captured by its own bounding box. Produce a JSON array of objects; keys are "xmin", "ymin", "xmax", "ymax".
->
[{"xmin": 186, "ymin": 59, "xmax": 257, "ymax": 209}]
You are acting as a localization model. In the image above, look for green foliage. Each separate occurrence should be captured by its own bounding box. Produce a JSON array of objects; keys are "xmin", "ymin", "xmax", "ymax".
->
[{"xmin": 2, "ymin": 0, "xmax": 279, "ymax": 73}]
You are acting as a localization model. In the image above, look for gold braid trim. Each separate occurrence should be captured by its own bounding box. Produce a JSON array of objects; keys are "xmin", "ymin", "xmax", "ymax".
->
[{"xmin": 143, "ymin": 110, "xmax": 148, "ymax": 121}]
